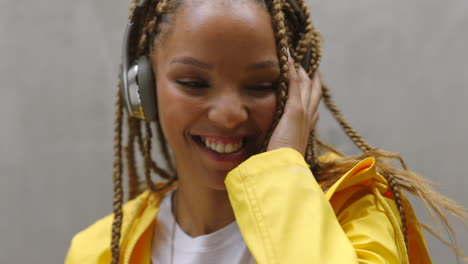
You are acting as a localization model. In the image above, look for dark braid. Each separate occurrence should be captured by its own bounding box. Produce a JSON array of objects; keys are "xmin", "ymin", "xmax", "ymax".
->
[
  {"xmin": 125, "ymin": 117, "xmax": 141, "ymax": 199},
  {"xmin": 137, "ymin": 0, "xmax": 171, "ymax": 54},
  {"xmin": 295, "ymin": 0, "xmax": 321, "ymax": 165},
  {"xmin": 136, "ymin": 116, "xmax": 173, "ymax": 179},
  {"xmin": 305, "ymin": 130, "xmax": 317, "ymax": 166},
  {"xmin": 261, "ymin": 0, "xmax": 290, "ymax": 152},
  {"xmin": 265, "ymin": 0, "xmax": 410, "ymax": 252},
  {"xmin": 143, "ymin": 122, "xmax": 157, "ymax": 192},
  {"xmin": 383, "ymin": 172, "xmax": 409, "ymax": 251},
  {"xmin": 111, "ymin": 77, "xmax": 124, "ymax": 264},
  {"xmin": 321, "ymin": 83, "xmax": 372, "ymax": 152},
  {"xmin": 320, "ymin": 81, "xmax": 409, "ymax": 250},
  {"xmin": 156, "ymin": 121, "xmax": 175, "ymax": 174},
  {"xmin": 128, "ymin": 0, "xmax": 139, "ymax": 21}
]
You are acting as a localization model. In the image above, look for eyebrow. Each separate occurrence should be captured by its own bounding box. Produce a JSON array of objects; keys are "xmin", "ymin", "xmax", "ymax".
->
[
  {"xmin": 170, "ymin": 56, "xmax": 279, "ymax": 71},
  {"xmin": 170, "ymin": 56, "xmax": 212, "ymax": 70},
  {"xmin": 246, "ymin": 60, "xmax": 279, "ymax": 71}
]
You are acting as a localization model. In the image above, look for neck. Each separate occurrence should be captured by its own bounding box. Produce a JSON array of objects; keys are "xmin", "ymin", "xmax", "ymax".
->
[{"xmin": 173, "ymin": 180, "xmax": 235, "ymax": 237}]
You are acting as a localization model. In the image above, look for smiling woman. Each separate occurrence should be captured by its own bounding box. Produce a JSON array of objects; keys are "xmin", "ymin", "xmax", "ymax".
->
[
  {"xmin": 65, "ymin": 0, "xmax": 467, "ymax": 263},
  {"xmin": 153, "ymin": 4, "xmax": 279, "ymax": 191}
]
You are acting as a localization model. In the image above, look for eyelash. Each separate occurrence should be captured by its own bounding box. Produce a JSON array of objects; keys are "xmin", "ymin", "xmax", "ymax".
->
[
  {"xmin": 176, "ymin": 80, "xmax": 208, "ymax": 89},
  {"xmin": 250, "ymin": 83, "xmax": 277, "ymax": 91}
]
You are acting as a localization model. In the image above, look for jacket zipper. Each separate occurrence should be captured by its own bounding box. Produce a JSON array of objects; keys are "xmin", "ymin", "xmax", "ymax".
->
[{"xmin": 123, "ymin": 204, "xmax": 157, "ymax": 264}]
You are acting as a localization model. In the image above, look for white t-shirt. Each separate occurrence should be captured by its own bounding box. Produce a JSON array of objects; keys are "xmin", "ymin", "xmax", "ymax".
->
[{"xmin": 151, "ymin": 190, "xmax": 255, "ymax": 264}]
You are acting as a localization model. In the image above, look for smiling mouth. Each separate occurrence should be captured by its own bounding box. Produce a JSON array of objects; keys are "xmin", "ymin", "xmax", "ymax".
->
[{"xmin": 192, "ymin": 135, "xmax": 246, "ymax": 154}]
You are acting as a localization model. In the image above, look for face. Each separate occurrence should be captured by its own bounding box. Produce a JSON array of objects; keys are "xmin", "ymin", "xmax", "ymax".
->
[{"xmin": 152, "ymin": 2, "xmax": 279, "ymax": 190}]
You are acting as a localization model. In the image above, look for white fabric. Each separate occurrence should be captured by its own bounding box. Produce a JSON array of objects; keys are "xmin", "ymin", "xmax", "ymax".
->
[{"xmin": 151, "ymin": 190, "xmax": 255, "ymax": 264}]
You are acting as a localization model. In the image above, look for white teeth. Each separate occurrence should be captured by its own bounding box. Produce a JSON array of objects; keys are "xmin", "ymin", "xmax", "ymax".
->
[
  {"xmin": 200, "ymin": 137, "xmax": 243, "ymax": 153},
  {"xmin": 216, "ymin": 144, "xmax": 224, "ymax": 153},
  {"xmin": 225, "ymin": 144, "xmax": 233, "ymax": 153}
]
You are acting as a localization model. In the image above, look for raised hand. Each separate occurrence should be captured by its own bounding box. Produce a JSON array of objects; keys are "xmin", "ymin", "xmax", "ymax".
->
[{"xmin": 267, "ymin": 54, "xmax": 322, "ymax": 156}]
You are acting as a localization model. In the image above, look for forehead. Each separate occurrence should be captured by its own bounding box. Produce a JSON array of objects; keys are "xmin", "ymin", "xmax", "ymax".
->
[{"xmin": 156, "ymin": 1, "xmax": 277, "ymax": 60}]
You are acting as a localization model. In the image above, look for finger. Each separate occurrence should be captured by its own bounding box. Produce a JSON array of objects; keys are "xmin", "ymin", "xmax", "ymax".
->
[
  {"xmin": 286, "ymin": 52, "xmax": 301, "ymax": 105},
  {"xmin": 310, "ymin": 110, "xmax": 320, "ymax": 131},
  {"xmin": 308, "ymin": 72, "xmax": 322, "ymax": 115},
  {"xmin": 297, "ymin": 66, "xmax": 313, "ymax": 106}
]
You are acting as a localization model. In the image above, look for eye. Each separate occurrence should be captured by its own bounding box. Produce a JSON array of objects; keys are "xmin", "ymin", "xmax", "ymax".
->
[
  {"xmin": 249, "ymin": 82, "xmax": 277, "ymax": 91},
  {"xmin": 176, "ymin": 80, "xmax": 209, "ymax": 89}
]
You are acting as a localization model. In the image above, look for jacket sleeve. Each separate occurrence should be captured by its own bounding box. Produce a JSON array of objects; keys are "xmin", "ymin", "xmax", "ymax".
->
[
  {"xmin": 225, "ymin": 148, "xmax": 405, "ymax": 264},
  {"xmin": 65, "ymin": 213, "xmax": 114, "ymax": 264},
  {"xmin": 65, "ymin": 193, "xmax": 147, "ymax": 264}
]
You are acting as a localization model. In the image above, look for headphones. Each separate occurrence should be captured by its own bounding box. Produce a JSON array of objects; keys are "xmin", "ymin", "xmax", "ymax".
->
[
  {"xmin": 121, "ymin": 0, "xmax": 158, "ymax": 121},
  {"xmin": 121, "ymin": 0, "xmax": 311, "ymax": 122}
]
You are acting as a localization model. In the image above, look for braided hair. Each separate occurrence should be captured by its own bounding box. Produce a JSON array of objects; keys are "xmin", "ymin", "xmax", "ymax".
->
[{"xmin": 110, "ymin": 0, "xmax": 468, "ymax": 263}]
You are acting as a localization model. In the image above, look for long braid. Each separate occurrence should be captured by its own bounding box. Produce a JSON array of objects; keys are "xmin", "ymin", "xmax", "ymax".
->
[
  {"xmin": 143, "ymin": 122, "xmax": 176, "ymax": 190},
  {"xmin": 261, "ymin": 0, "xmax": 290, "ymax": 151},
  {"xmin": 279, "ymin": 0, "xmax": 410, "ymax": 252},
  {"xmin": 134, "ymin": 114, "xmax": 173, "ymax": 180},
  {"xmin": 128, "ymin": 0, "xmax": 139, "ymax": 20},
  {"xmin": 321, "ymin": 83, "xmax": 373, "ymax": 152},
  {"xmin": 295, "ymin": 0, "xmax": 322, "ymax": 166},
  {"xmin": 137, "ymin": 0, "xmax": 170, "ymax": 54},
  {"xmin": 134, "ymin": 115, "xmax": 173, "ymax": 184},
  {"xmin": 143, "ymin": 122, "xmax": 157, "ymax": 191},
  {"xmin": 111, "ymin": 77, "xmax": 124, "ymax": 264},
  {"xmin": 305, "ymin": 130, "xmax": 317, "ymax": 166},
  {"xmin": 320, "ymin": 66, "xmax": 409, "ymax": 251},
  {"xmin": 109, "ymin": 1, "xmax": 164, "ymax": 261},
  {"xmin": 384, "ymin": 171, "xmax": 409, "ymax": 251},
  {"xmin": 125, "ymin": 117, "xmax": 141, "ymax": 199},
  {"xmin": 130, "ymin": 0, "xmax": 176, "ymax": 191},
  {"xmin": 156, "ymin": 121, "xmax": 175, "ymax": 174}
]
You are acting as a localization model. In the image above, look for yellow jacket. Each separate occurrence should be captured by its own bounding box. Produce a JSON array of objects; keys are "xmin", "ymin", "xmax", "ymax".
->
[{"xmin": 66, "ymin": 148, "xmax": 431, "ymax": 263}]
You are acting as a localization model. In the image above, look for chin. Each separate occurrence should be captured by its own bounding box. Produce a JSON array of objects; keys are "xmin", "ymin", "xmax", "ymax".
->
[{"xmin": 205, "ymin": 170, "xmax": 231, "ymax": 191}]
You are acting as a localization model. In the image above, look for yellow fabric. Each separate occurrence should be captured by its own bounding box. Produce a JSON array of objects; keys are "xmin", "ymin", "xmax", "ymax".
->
[{"xmin": 66, "ymin": 148, "xmax": 431, "ymax": 263}]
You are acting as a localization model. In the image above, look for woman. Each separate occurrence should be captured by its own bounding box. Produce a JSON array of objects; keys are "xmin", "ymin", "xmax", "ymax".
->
[{"xmin": 66, "ymin": 0, "xmax": 467, "ymax": 263}]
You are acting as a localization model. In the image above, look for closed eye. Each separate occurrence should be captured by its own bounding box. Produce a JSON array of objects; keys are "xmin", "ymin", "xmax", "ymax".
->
[
  {"xmin": 249, "ymin": 82, "xmax": 277, "ymax": 91},
  {"xmin": 176, "ymin": 80, "xmax": 209, "ymax": 89}
]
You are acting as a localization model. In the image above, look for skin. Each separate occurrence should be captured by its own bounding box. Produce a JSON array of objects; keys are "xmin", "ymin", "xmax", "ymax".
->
[{"xmin": 151, "ymin": 1, "xmax": 321, "ymax": 237}]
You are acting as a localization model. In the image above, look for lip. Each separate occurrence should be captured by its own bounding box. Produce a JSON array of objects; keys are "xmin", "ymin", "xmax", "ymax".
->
[{"xmin": 191, "ymin": 135, "xmax": 252, "ymax": 164}]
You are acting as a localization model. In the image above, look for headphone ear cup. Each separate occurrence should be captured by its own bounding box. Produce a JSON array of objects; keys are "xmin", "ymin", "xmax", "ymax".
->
[{"xmin": 137, "ymin": 56, "xmax": 158, "ymax": 121}]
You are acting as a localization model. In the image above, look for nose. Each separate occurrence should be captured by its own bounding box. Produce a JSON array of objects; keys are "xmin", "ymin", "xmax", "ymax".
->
[{"xmin": 207, "ymin": 93, "xmax": 248, "ymax": 129}]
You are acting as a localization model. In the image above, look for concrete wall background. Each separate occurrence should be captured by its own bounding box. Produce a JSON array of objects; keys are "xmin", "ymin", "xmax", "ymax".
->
[{"xmin": 0, "ymin": 0, "xmax": 466, "ymax": 263}]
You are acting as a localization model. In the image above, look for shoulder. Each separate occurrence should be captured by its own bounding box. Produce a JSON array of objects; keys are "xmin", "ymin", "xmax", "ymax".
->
[
  {"xmin": 65, "ymin": 191, "xmax": 153, "ymax": 264},
  {"xmin": 322, "ymin": 153, "xmax": 431, "ymax": 263},
  {"xmin": 321, "ymin": 153, "xmax": 400, "ymax": 218},
  {"xmin": 65, "ymin": 212, "xmax": 114, "ymax": 263}
]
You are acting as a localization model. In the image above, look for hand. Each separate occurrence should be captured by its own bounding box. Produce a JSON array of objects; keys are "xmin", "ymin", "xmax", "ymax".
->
[{"xmin": 267, "ymin": 55, "xmax": 322, "ymax": 156}]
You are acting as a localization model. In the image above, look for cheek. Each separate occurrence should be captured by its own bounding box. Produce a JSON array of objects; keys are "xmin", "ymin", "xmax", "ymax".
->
[
  {"xmin": 252, "ymin": 94, "xmax": 277, "ymax": 132},
  {"xmin": 156, "ymin": 80, "xmax": 202, "ymax": 143}
]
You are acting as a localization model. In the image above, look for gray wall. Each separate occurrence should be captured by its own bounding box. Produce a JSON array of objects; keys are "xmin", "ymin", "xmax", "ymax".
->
[{"xmin": 0, "ymin": 0, "xmax": 466, "ymax": 263}]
